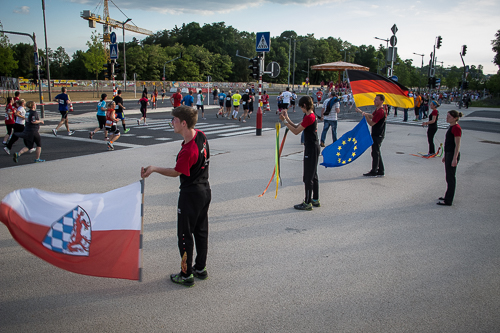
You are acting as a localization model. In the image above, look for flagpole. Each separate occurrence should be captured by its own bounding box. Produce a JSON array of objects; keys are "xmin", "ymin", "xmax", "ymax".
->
[{"xmin": 139, "ymin": 178, "xmax": 145, "ymax": 282}]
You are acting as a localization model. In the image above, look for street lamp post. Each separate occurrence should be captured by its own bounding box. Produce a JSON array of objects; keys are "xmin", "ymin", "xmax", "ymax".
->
[
  {"xmin": 307, "ymin": 57, "xmax": 316, "ymax": 95},
  {"xmin": 119, "ymin": 18, "xmax": 132, "ymax": 91},
  {"xmin": 293, "ymin": 39, "xmax": 296, "ymax": 90},
  {"xmin": 413, "ymin": 52, "xmax": 424, "ymax": 92},
  {"xmin": 284, "ymin": 37, "xmax": 292, "ymax": 88},
  {"xmin": 41, "ymin": 0, "xmax": 51, "ymax": 101},
  {"xmin": 375, "ymin": 37, "xmax": 390, "ymax": 76}
]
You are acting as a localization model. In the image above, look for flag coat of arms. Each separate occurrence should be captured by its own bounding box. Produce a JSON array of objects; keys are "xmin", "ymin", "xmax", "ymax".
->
[
  {"xmin": 347, "ymin": 70, "xmax": 414, "ymax": 109},
  {"xmin": 321, "ymin": 117, "xmax": 374, "ymax": 168},
  {"xmin": 0, "ymin": 182, "xmax": 142, "ymax": 280}
]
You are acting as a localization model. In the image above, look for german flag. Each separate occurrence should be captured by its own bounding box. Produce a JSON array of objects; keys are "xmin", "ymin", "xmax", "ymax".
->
[{"xmin": 347, "ymin": 70, "xmax": 414, "ymax": 108}]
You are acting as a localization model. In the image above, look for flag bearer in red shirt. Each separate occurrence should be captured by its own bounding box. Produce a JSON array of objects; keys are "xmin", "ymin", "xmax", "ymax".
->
[{"xmin": 141, "ymin": 105, "xmax": 211, "ymax": 287}]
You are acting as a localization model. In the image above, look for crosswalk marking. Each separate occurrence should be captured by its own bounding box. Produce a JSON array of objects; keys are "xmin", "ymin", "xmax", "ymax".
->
[{"xmin": 219, "ymin": 128, "xmax": 273, "ymax": 137}]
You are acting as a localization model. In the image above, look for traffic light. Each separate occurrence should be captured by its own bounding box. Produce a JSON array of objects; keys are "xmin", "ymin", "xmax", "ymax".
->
[
  {"xmin": 436, "ymin": 36, "xmax": 442, "ymax": 49},
  {"xmin": 103, "ymin": 62, "xmax": 112, "ymax": 79},
  {"xmin": 462, "ymin": 45, "xmax": 467, "ymax": 56},
  {"xmin": 248, "ymin": 56, "xmax": 259, "ymax": 79},
  {"xmin": 30, "ymin": 70, "xmax": 39, "ymax": 86},
  {"xmin": 114, "ymin": 62, "xmax": 121, "ymax": 76},
  {"xmin": 39, "ymin": 69, "xmax": 46, "ymax": 79},
  {"xmin": 463, "ymin": 81, "xmax": 469, "ymax": 89}
]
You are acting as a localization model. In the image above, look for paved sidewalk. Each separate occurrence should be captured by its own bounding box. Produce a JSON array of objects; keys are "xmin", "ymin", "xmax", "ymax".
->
[{"xmin": 1, "ymin": 110, "xmax": 500, "ymax": 332}]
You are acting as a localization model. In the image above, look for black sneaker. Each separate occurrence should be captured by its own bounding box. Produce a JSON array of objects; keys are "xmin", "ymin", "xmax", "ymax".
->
[
  {"xmin": 192, "ymin": 266, "xmax": 208, "ymax": 280},
  {"xmin": 376, "ymin": 172, "xmax": 385, "ymax": 177},
  {"xmin": 170, "ymin": 272, "xmax": 194, "ymax": 287},
  {"xmin": 311, "ymin": 199, "xmax": 320, "ymax": 207},
  {"xmin": 363, "ymin": 171, "xmax": 377, "ymax": 177},
  {"xmin": 294, "ymin": 202, "xmax": 313, "ymax": 211}
]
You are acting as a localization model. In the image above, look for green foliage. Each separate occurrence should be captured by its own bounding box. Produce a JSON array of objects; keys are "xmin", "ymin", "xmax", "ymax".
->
[
  {"xmin": 0, "ymin": 45, "xmax": 18, "ymax": 76},
  {"xmin": 492, "ymin": 30, "xmax": 500, "ymax": 70},
  {"xmin": 83, "ymin": 31, "xmax": 107, "ymax": 80},
  {"xmin": 486, "ymin": 74, "xmax": 500, "ymax": 94}
]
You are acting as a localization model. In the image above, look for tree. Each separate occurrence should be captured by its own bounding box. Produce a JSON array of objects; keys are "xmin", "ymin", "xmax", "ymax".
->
[
  {"xmin": 82, "ymin": 31, "xmax": 107, "ymax": 94},
  {"xmin": 492, "ymin": 29, "xmax": 500, "ymax": 70},
  {"xmin": 47, "ymin": 46, "xmax": 70, "ymax": 79},
  {"xmin": 0, "ymin": 27, "xmax": 18, "ymax": 76}
]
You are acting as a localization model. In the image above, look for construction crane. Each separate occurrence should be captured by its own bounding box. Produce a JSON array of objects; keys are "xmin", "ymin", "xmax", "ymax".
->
[{"xmin": 80, "ymin": 0, "xmax": 153, "ymax": 47}]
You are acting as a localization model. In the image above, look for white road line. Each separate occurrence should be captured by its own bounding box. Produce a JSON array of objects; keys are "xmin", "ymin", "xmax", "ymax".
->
[
  {"xmin": 40, "ymin": 133, "xmax": 143, "ymax": 148},
  {"xmin": 219, "ymin": 128, "xmax": 273, "ymax": 136},
  {"xmin": 202, "ymin": 127, "xmax": 255, "ymax": 135}
]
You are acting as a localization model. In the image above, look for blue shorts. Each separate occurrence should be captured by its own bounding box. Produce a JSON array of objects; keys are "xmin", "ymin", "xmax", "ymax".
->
[{"xmin": 115, "ymin": 111, "xmax": 125, "ymax": 120}]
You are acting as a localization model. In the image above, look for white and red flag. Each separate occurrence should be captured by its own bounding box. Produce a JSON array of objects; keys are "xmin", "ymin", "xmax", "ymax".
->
[{"xmin": 0, "ymin": 181, "xmax": 143, "ymax": 280}]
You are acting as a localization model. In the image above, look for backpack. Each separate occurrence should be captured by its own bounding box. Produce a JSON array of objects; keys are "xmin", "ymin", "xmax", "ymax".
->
[{"xmin": 324, "ymin": 97, "xmax": 339, "ymax": 115}]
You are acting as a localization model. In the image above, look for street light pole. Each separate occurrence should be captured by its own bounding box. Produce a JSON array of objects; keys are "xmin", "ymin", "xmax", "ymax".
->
[
  {"xmin": 41, "ymin": 0, "xmax": 51, "ymax": 101},
  {"xmin": 120, "ymin": 18, "xmax": 132, "ymax": 92},
  {"xmin": 292, "ymin": 38, "xmax": 296, "ymax": 90},
  {"xmin": 307, "ymin": 57, "xmax": 316, "ymax": 95},
  {"xmin": 413, "ymin": 52, "xmax": 424, "ymax": 92},
  {"xmin": 284, "ymin": 37, "xmax": 292, "ymax": 88}
]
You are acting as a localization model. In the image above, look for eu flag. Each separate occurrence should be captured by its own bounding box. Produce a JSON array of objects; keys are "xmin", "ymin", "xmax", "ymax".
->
[{"xmin": 321, "ymin": 117, "xmax": 373, "ymax": 168}]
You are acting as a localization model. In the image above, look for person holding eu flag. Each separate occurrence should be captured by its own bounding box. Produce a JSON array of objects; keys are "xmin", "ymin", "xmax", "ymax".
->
[
  {"xmin": 279, "ymin": 96, "xmax": 320, "ymax": 211},
  {"xmin": 356, "ymin": 94, "xmax": 387, "ymax": 177}
]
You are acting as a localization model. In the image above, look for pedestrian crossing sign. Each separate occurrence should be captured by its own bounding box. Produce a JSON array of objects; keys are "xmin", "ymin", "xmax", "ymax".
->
[
  {"xmin": 110, "ymin": 44, "xmax": 118, "ymax": 60},
  {"xmin": 256, "ymin": 32, "xmax": 271, "ymax": 52}
]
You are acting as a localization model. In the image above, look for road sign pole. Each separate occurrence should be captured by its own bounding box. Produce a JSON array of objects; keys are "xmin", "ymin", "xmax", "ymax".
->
[
  {"xmin": 112, "ymin": 60, "xmax": 116, "ymax": 96},
  {"xmin": 256, "ymin": 53, "xmax": 264, "ymax": 136}
]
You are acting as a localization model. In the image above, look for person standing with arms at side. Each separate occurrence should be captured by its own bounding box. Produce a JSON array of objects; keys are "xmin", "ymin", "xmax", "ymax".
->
[
  {"xmin": 113, "ymin": 90, "xmax": 129, "ymax": 133},
  {"xmin": 137, "ymin": 92, "xmax": 149, "ymax": 126},
  {"xmin": 279, "ymin": 96, "xmax": 321, "ymax": 211},
  {"xmin": 438, "ymin": 110, "xmax": 462, "ymax": 206},
  {"xmin": 52, "ymin": 87, "xmax": 74, "ymax": 136},
  {"xmin": 315, "ymin": 88, "xmax": 323, "ymax": 107},
  {"xmin": 320, "ymin": 91, "xmax": 340, "ymax": 148},
  {"xmin": 181, "ymin": 90, "xmax": 194, "ymax": 107},
  {"xmin": 422, "ymin": 100, "xmax": 440, "ymax": 156},
  {"xmin": 196, "ymin": 90, "xmax": 206, "ymax": 120},
  {"xmin": 12, "ymin": 101, "xmax": 44, "ymax": 163},
  {"xmin": 170, "ymin": 88, "xmax": 183, "ymax": 109},
  {"xmin": 141, "ymin": 105, "xmax": 211, "ymax": 287},
  {"xmin": 3, "ymin": 97, "xmax": 16, "ymax": 147},
  {"xmin": 356, "ymin": 94, "xmax": 387, "ymax": 177},
  {"xmin": 89, "ymin": 94, "xmax": 108, "ymax": 140},
  {"xmin": 414, "ymin": 92, "xmax": 422, "ymax": 121}
]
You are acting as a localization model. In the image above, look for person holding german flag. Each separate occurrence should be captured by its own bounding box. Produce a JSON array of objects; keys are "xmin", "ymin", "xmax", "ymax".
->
[{"xmin": 347, "ymin": 70, "xmax": 415, "ymax": 178}]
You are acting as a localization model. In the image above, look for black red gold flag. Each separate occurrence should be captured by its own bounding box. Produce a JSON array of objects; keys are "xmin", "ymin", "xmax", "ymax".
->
[{"xmin": 346, "ymin": 70, "xmax": 414, "ymax": 108}]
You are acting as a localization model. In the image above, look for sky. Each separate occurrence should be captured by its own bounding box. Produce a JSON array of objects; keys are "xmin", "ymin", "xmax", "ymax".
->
[{"xmin": 1, "ymin": 0, "xmax": 499, "ymax": 75}]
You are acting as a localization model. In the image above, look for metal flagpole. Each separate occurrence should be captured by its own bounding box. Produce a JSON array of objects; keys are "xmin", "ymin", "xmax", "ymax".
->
[{"xmin": 139, "ymin": 178, "xmax": 145, "ymax": 282}]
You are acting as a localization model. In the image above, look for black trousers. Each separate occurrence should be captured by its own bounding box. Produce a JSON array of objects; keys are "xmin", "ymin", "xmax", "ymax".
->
[
  {"xmin": 427, "ymin": 127, "xmax": 437, "ymax": 154},
  {"xmin": 371, "ymin": 136, "xmax": 384, "ymax": 174},
  {"xmin": 444, "ymin": 152, "xmax": 460, "ymax": 204},
  {"xmin": 303, "ymin": 144, "xmax": 320, "ymax": 203},
  {"xmin": 177, "ymin": 188, "xmax": 211, "ymax": 276},
  {"xmin": 6, "ymin": 124, "xmax": 24, "ymax": 149}
]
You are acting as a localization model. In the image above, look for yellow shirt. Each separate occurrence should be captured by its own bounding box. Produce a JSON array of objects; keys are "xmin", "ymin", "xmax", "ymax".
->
[{"xmin": 232, "ymin": 94, "xmax": 242, "ymax": 106}]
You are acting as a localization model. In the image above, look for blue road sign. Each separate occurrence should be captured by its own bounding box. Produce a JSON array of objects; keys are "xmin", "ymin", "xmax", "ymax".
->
[
  {"xmin": 256, "ymin": 32, "xmax": 271, "ymax": 52},
  {"xmin": 34, "ymin": 52, "xmax": 39, "ymax": 66},
  {"xmin": 110, "ymin": 44, "xmax": 118, "ymax": 60},
  {"xmin": 390, "ymin": 75, "xmax": 398, "ymax": 82},
  {"xmin": 110, "ymin": 32, "xmax": 117, "ymax": 44}
]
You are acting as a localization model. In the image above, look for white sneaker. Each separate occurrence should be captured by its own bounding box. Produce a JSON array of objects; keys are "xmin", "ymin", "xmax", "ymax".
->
[
  {"xmin": 52, "ymin": 129, "xmax": 57, "ymax": 136},
  {"xmin": 68, "ymin": 131, "xmax": 75, "ymax": 136},
  {"xmin": 137, "ymin": 119, "xmax": 140, "ymax": 125},
  {"xmin": 3, "ymin": 147, "xmax": 10, "ymax": 155},
  {"xmin": 29, "ymin": 148, "xmax": 36, "ymax": 153}
]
